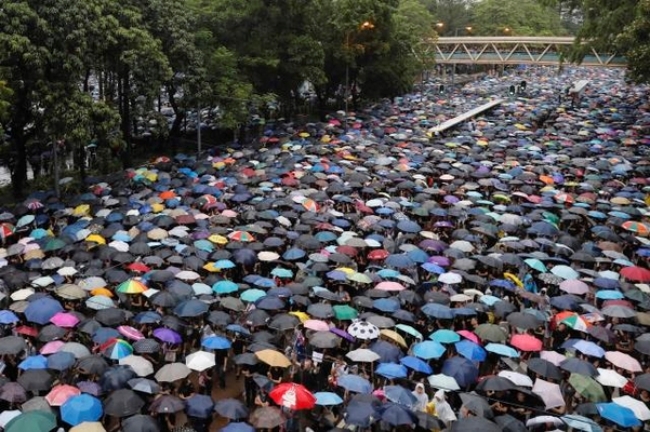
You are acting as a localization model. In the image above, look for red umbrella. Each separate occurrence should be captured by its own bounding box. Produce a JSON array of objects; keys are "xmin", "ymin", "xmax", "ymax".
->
[
  {"xmin": 126, "ymin": 262, "xmax": 151, "ymax": 273},
  {"xmin": 368, "ymin": 249, "xmax": 389, "ymax": 260},
  {"xmin": 510, "ymin": 334, "xmax": 542, "ymax": 352},
  {"xmin": 620, "ymin": 266, "xmax": 650, "ymax": 282},
  {"xmin": 268, "ymin": 383, "xmax": 316, "ymax": 410}
]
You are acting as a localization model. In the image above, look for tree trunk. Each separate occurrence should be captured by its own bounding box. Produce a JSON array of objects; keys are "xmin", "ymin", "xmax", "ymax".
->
[
  {"xmin": 118, "ymin": 68, "xmax": 132, "ymax": 168},
  {"xmin": 166, "ymin": 84, "xmax": 185, "ymax": 154},
  {"xmin": 10, "ymin": 132, "xmax": 28, "ymax": 199}
]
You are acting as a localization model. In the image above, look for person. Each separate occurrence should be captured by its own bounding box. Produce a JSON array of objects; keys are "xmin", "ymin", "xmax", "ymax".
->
[
  {"xmin": 429, "ymin": 389, "xmax": 456, "ymax": 427},
  {"xmin": 412, "ymin": 382, "xmax": 428, "ymax": 412}
]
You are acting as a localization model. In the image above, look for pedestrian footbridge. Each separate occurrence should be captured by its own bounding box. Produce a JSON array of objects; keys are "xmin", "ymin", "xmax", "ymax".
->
[{"xmin": 432, "ymin": 37, "xmax": 626, "ymax": 68}]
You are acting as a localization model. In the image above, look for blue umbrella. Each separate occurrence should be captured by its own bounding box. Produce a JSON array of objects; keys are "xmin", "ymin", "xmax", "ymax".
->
[
  {"xmin": 421, "ymin": 262, "xmax": 445, "ymax": 274},
  {"xmin": 455, "ymin": 340, "xmax": 486, "ymax": 362},
  {"xmin": 337, "ymin": 374, "xmax": 372, "ymax": 393},
  {"xmin": 412, "ymin": 341, "xmax": 446, "ymax": 360},
  {"xmin": 214, "ymin": 259, "xmax": 235, "ymax": 269},
  {"xmin": 0, "ymin": 310, "xmax": 19, "ymax": 325},
  {"xmin": 380, "ymin": 402, "xmax": 417, "ymax": 426},
  {"xmin": 384, "ymin": 385, "xmax": 417, "ymax": 405},
  {"xmin": 61, "ymin": 394, "xmax": 103, "ymax": 426},
  {"xmin": 18, "ymin": 355, "xmax": 48, "ymax": 370},
  {"xmin": 421, "ymin": 303, "xmax": 454, "ymax": 319},
  {"xmin": 561, "ymin": 414, "xmax": 603, "ymax": 432},
  {"xmin": 92, "ymin": 327, "xmax": 120, "ymax": 344},
  {"xmin": 215, "ymin": 398, "xmax": 249, "ymax": 420},
  {"xmin": 345, "ymin": 397, "xmax": 380, "ymax": 427},
  {"xmin": 186, "ymin": 394, "xmax": 214, "ymax": 418},
  {"xmin": 314, "ymin": 391, "xmax": 344, "ymax": 405},
  {"xmin": 213, "ymin": 280, "xmax": 239, "ymax": 294},
  {"xmin": 385, "ymin": 254, "xmax": 415, "ymax": 269},
  {"xmin": 133, "ymin": 311, "xmax": 162, "ymax": 324},
  {"xmin": 24, "ymin": 297, "xmax": 63, "ymax": 325},
  {"xmin": 400, "ymin": 356, "xmax": 432, "ymax": 374},
  {"xmin": 46, "ymin": 351, "xmax": 76, "ymax": 371},
  {"xmin": 430, "ymin": 329, "xmax": 461, "ymax": 344},
  {"xmin": 201, "ymin": 336, "xmax": 232, "ymax": 350},
  {"xmin": 220, "ymin": 423, "xmax": 255, "ymax": 432},
  {"xmin": 376, "ymin": 362, "xmax": 408, "ymax": 379},
  {"xmin": 596, "ymin": 403, "xmax": 641, "ymax": 428},
  {"xmin": 254, "ymin": 295, "xmax": 285, "ymax": 310},
  {"xmin": 282, "ymin": 248, "xmax": 306, "ymax": 260},
  {"xmin": 397, "ymin": 220, "xmax": 422, "ymax": 233},
  {"xmin": 369, "ymin": 340, "xmax": 404, "ymax": 363},
  {"xmin": 595, "ymin": 290, "xmax": 624, "ymax": 300},
  {"xmin": 441, "ymin": 357, "xmax": 479, "ymax": 388},
  {"xmin": 373, "ymin": 298, "xmax": 400, "ymax": 313},
  {"xmin": 173, "ymin": 299, "xmax": 209, "ymax": 317},
  {"xmin": 569, "ymin": 340, "xmax": 606, "ymax": 358},
  {"xmin": 485, "ymin": 343, "xmax": 520, "ymax": 358}
]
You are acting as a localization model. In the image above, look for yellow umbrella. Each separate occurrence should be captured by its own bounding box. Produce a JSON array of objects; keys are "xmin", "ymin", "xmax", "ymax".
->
[
  {"xmin": 73, "ymin": 205, "xmax": 90, "ymax": 217},
  {"xmin": 299, "ymin": 132, "xmax": 310, "ymax": 138},
  {"xmin": 70, "ymin": 422, "xmax": 106, "ymax": 432},
  {"xmin": 208, "ymin": 234, "xmax": 228, "ymax": 245},
  {"xmin": 255, "ymin": 349, "xmax": 292, "ymax": 368},
  {"xmin": 85, "ymin": 234, "xmax": 106, "ymax": 245},
  {"xmin": 151, "ymin": 203, "xmax": 165, "ymax": 213},
  {"xmin": 335, "ymin": 267, "xmax": 355, "ymax": 275},
  {"xmin": 23, "ymin": 249, "xmax": 45, "ymax": 260},
  {"xmin": 503, "ymin": 272, "xmax": 523, "ymax": 288},
  {"xmin": 202, "ymin": 262, "xmax": 221, "ymax": 273},
  {"xmin": 380, "ymin": 329, "xmax": 407, "ymax": 348},
  {"xmin": 90, "ymin": 288, "xmax": 113, "ymax": 297},
  {"xmin": 289, "ymin": 311, "xmax": 310, "ymax": 323}
]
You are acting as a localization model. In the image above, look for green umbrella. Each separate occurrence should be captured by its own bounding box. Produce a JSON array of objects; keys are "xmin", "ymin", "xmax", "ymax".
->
[
  {"xmin": 474, "ymin": 324, "xmax": 507, "ymax": 343},
  {"xmin": 43, "ymin": 238, "xmax": 66, "ymax": 252},
  {"xmin": 524, "ymin": 258, "xmax": 547, "ymax": 273},
  {"xmin": 332, "ymin": 304, "xmax": 358, "ymax": 320},
  {"xmin": 569, "ymin": 373, "xmax": 607, "ymax": 403},
  {"xmin": 5, "ymin": 411, "xmax": 56, "ymax": 432},
  {"xmin": 395, "ymin": 324, "xmax": 423, "ymax": 340}
]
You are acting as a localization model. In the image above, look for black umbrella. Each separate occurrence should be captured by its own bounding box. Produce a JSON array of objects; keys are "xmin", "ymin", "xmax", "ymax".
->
[
  {"xmin": 528, "ymin": 357, "xmax": 562, "ymax": 380},
  {"xmin": 214, "ymin": 398, "xmax": 249, "ymax": 420},
  {"xmin": 450, "ymin": 417, "xmax": 501, "ymax": 432},
  {"xmin": 494, "ymin": 414, "xmax": 527, "ymax": 432},
  {"xmin": 0, "ymin": 335, "xmax": 27, "ymax": 355},
  {"xmin": 476, "ymin": 376, "xmax": 517, "ymax": 392},
  {"xmin": 76, "ymin": 355, "xmax": 110, "ymax": 375},
  {"xmin": 104, "ymin": 389, "xmax": 145, "ymax": 417},
  {"xmin": 121, "ymin": 414, "xmax": 160, "ymax": 432},
  {"xmin": 17, "ymin": 369, "xmax": 53, "ymax": 392},
  {"xmin": 95, "ymin": 308, "xmax": 129, "ymax": 326},
  {"xmin": 101, "ymin": 365, "xmax": 137, "ymax": 391}
]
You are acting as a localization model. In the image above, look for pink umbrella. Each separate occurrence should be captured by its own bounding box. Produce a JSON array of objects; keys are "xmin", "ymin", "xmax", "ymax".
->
[
  {"xmin": 40, "ymin": 340, "xmax": 65, "ymax": 355},
  {"xmin": 457, "ymin": 330, "xmax": 480, "ymax": 345},
  {"xmin": 510, "ymin": 334, "xmax": 543, "ymax": 352},
  {"xmin": 45, "ymin": 384, "xmax": 80, "ymax": 406},
  {"xmin": 375, "ymin": 281, "xmax": 405, "ymax": 291},
  {"xmin": 49, "ymin": 312, "xmax": 79, "ymax": 328},
  {"xmin": 117, "ymin": 325, "xmax": 145, "ymax": 341},
  {"xmin": 304, "ymin": 319, "xmax": 330, "ymax": 332},
  {"xmin": 532, "ymin": 378, "xmax": 565, "ymax": 409},
  {"xmin": 605, "ymin": 351, "xmax": 643, "ymax": 372},
  {"xmin": 559, "ymin": 279, "xmax": 590, "ymax": 295},
  {"xmin": 540, "ymin": 350, "xmax": 566, "ymax": 366}
]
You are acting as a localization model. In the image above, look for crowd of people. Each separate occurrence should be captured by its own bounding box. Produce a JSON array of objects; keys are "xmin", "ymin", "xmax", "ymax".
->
[{"xmin": 0, "ymin": 66, "xmax": 646, "ymax": 432}]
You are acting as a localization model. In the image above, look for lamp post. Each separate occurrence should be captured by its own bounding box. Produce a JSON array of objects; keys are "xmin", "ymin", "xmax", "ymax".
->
[
  {"xmin": 451, "ymin": 26, "xmax": 472, "ymax": 85},
  {"xmin": 344, "ymin": 21, "xmax": 374, "ymax": 120}
]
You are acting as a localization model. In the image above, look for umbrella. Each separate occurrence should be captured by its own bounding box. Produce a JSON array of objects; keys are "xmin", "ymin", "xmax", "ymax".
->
[
  {"xmin": 269, "ymin": 382, "xmax": 316, "ymax": 410},
  {"xmin": 214, "ymin": 398, "xmax": 249, "ymax": 419},
  {"xmin": 532, "ymin": 378, "xmax": 564, "ymax": 409},
  {"xmin": 120, "ymin": 415, "xmax": 160, "ymax": 432},
  {"xmin": 450, "ymin": 417, "xmax": 501, "ymax": 432},
  {"xmin": 61, "ymin": 394, "xmax": 103, "ymax": 426},
  {"xmin": 154, "ymin": 362, "xmax": 191, "ymax": 382},
  {"xmin": 4, "ymin": 411, "xmax": 56, "ymax": 432},
  {"xmin": 103, "ymin": 389, "xmax": 145, "ymax": 417},
  {"xmin": 255, "ymin": 349, "xmax": 291, "ymax": 368},
  {"xmin": 569, "ymin": 374, "xmax": 607, "ymax": 402},
  {"xmin": 441, "ymin": 357, "xmax": 479, "ymax": 388},
  {"xmin": 597, "ymin": 402, "xmax": 642, "ymax": 428},
  {"xmin": 612, "ymin": 395, "xmax": 650, "ymax": 421},
  {"xmin": 249, "ymin": 406, "xmax": 285, "ymax": 429},
  {"xmin": 314, "ymin": 391, "xmax": 344, "ymax": 406}
]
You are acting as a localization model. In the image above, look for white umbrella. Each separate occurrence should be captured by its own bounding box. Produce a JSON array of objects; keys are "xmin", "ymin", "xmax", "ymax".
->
[
  {"xmin": 449, "ymin": 240, "xmax": 474, "ymax": 252},
  {"xmin": 57, "ymin": 266, "xmax": 78, "ymax": 276},
  {"xmin": 60, "ymin": 342, "xmax": 92, "ymax": 359},
  {"xmin": 532, "ymin": 378, "xmax": 565, "ymax": 409},
  {"xmin": 175, "ymin": 270, "xmax": 200, "ymax": 281},
  {"xmin": 78, "ymin": 277, "xmax": 107, "ymax": 291},
  {"xmin": 10, "ymin": 288, "xmax": 34, "ymax": 301},
  {"xmin": 155, "ymin": 362, "xmax": 191, "ymax": 382},
  {"xmin": 526, "ymin": 416, "xmax": 564, "ymax": 427},
  {"xmin": 346, "ymin": 348, "xmax": 380, "ymax": 363},
  {"xmin": 596, "ymin": 368, "xmax": 627, "ymax": 388},
  {"xmin": 347, "ymin": 321, "xmax": 380, "ymax": 340},
  {"xmin": 192, "ymin": 283, "xmax": 213, "ymax": 296},
  {"xmin": 259, "ymin": 251, "xmax": 280, "ymax": 262},
  {"xmin": 120, "ymin": 355, "xmax": 154, "ymax": 377},
  {"xmin": 613, "ymin": 396, "xmax": 650, "ymax": 421},
  {"xmin": 427, "ymin": 374, "xmax": 460, "ymax": 391},
  {"xmin": 498, "ymin": 370, "xmax": 533, "ymax": 387},
  {"xmin": 438, "ymin": 272, "xmax": 463, "ymax": 284},
  {"xmin": 0, "ymin": 410, "xmax": 21, "ymax": 428},
  {"xmin": 186, "ymin": 351, "xmax": 216, "ymax": 372},
  {"xmin": 540, "ymin": 350, "xmax": 566, "ymax": 366}
]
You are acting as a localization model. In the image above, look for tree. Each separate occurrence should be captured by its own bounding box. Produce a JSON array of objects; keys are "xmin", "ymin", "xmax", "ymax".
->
[
  {"xmin": 472, "ymin": 0, "xmax": 568, "ymax": 36},
  {"xmin": 618, "ymin": 0, "xmax": 650, "ymax": 82},
  {"xmin": 421, "ymin": 0, "xmax": 474, "ymax": 34}
]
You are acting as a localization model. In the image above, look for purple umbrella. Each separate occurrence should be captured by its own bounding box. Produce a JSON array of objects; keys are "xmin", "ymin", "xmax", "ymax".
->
[
  {"xmin": 330, "ymin": 327, "xmax": 354, "ymax": 343},
  {"xmin": 152, "ymin": 328, "xmax": 183, "ymax": 345}
]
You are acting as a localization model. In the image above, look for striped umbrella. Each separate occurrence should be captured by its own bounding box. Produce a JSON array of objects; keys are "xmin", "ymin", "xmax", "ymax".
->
[
  {"xmin": 101, "ymin": 339, "xmax": 133, "ymax": 360},
  {"xmin": 116, "ymin": 279, "xmax": 147, "ymax": 295},
  {"xmin": 622, "ymin": 221, "xmax": 650, "ymax": 236}
]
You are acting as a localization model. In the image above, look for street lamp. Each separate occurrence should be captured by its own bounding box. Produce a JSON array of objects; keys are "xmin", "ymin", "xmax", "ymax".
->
[
  {"xmin": 345, "ymin": 21, "xmax": 375, "ymax": 118},
  {"xmin": 454, "ymin": 26, "xmax": 472, "ymax": 36},
  {"xmin": 503, "ymin": 27, "xmax": 512, "ymax": 35}
]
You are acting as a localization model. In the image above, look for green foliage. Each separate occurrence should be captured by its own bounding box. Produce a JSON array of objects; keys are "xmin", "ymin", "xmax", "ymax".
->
[
  {"xmin": 619, "ymin": 0, "xmax": 650, "ymax": 82},
  {"xmin": 472, "ymin": 0, "xmax": 568, "ymax": 36}
]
